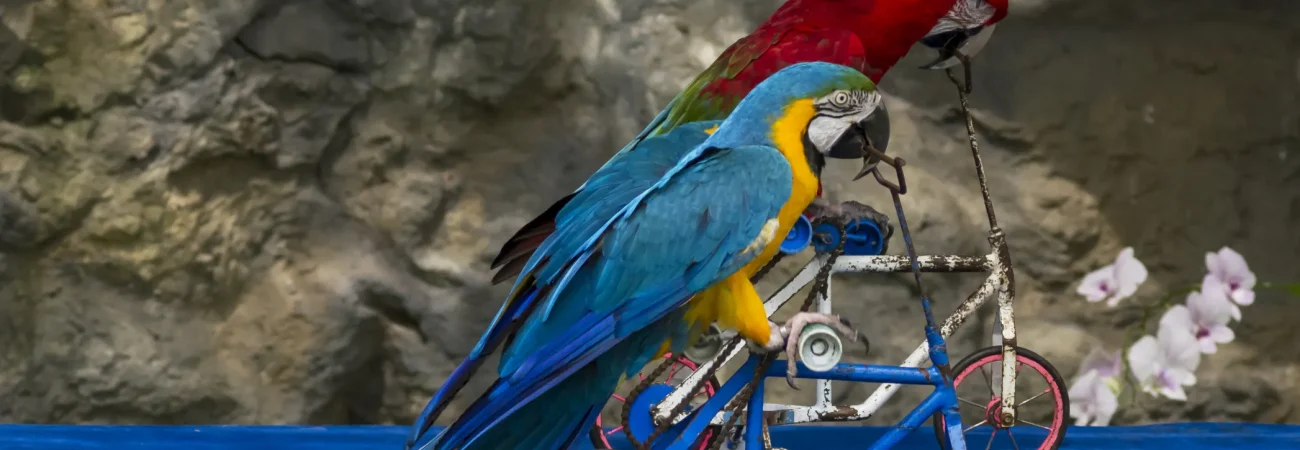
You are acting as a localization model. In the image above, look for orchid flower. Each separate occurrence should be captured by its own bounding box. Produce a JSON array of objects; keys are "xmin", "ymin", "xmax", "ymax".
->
[
  {"xmin": 1077, "ymin": 247, "xmax": 1149, "ymax": 307},
  {"xmin": 1068, "ymin": 348, "xmax": 1122, "ymax": 426},
  {"xmin": 1068, "ymin": 368, "xmax": 1119, "ymax": 426},
  {"xmin": 1205, "ymin": 247, "xmax": 1256, "ymax": 307},
  {"xmin": 1200, "ymin": 275, "xmax": 1243, "ymax": 321},
  {"xmin": 1161, "ymin": 281, "xmax": 1237, "ymax": 354},
  {"xmin": 1128, "ymin": 320, "xmax": 1201, "ymax": 401},
  {"xmin": 1079, "ymin": 347, "xmax": 1123, "ymax": 379}
]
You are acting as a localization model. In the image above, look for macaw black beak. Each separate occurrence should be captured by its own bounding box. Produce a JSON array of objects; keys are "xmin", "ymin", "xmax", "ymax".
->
[
  {"xmin": 919, "ymin": 24, "xmax": 997, "ymax": 70},
  {"xmin": 825, "ymin": 104, "xmax": 889, "ymax": 180},
  {"xmin": 826, "ymin": 103, "xmax": 889, "ymax": 158}
]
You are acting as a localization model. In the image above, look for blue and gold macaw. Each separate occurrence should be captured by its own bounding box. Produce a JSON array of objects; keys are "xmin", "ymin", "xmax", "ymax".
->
[{"xmin": 407, "ymin": 62, "xmax": 889, "ymax": 450}]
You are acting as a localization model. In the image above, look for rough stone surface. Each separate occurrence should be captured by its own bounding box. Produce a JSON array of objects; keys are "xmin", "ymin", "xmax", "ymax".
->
[{"xmin": 0, "ymin": 0, "xmax": 1297, "ymax": 430}]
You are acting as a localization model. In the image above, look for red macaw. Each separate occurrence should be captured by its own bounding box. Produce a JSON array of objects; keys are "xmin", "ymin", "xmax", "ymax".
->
[{"xmin": 489, "ymin": 0, "xmax": 1008, "ymax": 285}]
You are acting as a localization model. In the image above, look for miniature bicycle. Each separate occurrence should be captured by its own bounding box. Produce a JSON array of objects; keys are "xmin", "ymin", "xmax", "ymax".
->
[{"xmin": 591, "ymin": 69, "xmax": 1069, "ymax": 450}]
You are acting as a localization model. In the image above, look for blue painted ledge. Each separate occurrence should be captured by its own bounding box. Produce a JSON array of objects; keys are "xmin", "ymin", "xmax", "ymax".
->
[{"xmin": 0, "ymin": 423, "xmax": 1297, "ymax": 449}]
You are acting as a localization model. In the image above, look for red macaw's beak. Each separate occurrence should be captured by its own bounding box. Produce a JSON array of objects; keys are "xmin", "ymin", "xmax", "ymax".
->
[{"xmin": 918, "ymin": 23, "xmax": 998, "ymax": 70}]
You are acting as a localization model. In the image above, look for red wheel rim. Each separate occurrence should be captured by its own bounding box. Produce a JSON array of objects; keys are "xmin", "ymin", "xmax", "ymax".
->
[
  {"xmin": 940, "ymin": 352, "xmax": 1067, "ymax": 449},
  {"xmin": 594, "ymin": 352, "xmax": 718, "ymax": 449}
]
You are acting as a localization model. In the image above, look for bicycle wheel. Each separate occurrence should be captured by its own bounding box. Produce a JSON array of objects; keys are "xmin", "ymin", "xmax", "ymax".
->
[
  {"xmin": 589, "ymin": 352, "xmax": 721, "ymax": 449},
  {"xmin": 932, "ymin": 346, "xmax": 1069, "ymax": 450}
]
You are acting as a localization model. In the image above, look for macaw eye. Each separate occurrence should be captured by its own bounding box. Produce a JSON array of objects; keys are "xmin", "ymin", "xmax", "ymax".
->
[{"xmin": 832, "ymin": 92, "xmax": 849, "ymax": 105}]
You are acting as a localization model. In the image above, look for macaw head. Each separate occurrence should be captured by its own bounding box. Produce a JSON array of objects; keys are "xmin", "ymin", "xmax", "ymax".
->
[
  {"xmin": 918, "ymin": 0, "xmax": 1009, "ymax": 70},
  {"xmin": 713, "ymin": 62, "xmax": 890, "ymax": 181},
  {"xmin": 806, "ymin": 86, "xmax": 890, "ymax": 178}
]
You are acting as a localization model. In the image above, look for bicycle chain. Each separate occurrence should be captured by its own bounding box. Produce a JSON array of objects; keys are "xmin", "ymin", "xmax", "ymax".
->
[{"xmin": 621, "ymin": 217, "xmax": 850, "ymax": 450}]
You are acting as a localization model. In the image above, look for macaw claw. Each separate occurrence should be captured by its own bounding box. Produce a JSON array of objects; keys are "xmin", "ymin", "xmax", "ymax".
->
[{"xmin": 756, "ymin": 312, "xmax": 867, "ymax": 389}]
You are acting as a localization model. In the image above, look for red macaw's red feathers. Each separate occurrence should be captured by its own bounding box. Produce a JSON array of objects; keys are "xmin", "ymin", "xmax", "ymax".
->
[
  {"xmin": 756, "ymin": 0, "xmax": 960, "ymax": 83},
  {"xmin": 491, "ymin": 0, "xmax": 966, "ymax": 284}
]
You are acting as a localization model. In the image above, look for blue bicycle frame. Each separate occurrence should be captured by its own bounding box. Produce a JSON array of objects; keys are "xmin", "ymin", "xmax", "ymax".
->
[
  {"xmin": 645, "ymin": 153, "xmax": 972, "ymax": 450},
  {"xmin": 651, "ymin": 325, "xmax": 967, "ymax": 450}
]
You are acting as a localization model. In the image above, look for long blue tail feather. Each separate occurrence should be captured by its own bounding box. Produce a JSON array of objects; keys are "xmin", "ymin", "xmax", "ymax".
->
[
  {"xmin": 405, "ymin": 287, "xmax": 544, "ymax": 449},
  {"xmin": 424, "ymin": 317, "xmax": 677, "ymax": 450}
]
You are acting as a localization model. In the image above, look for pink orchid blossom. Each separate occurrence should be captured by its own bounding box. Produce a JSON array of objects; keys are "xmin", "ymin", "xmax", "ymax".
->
[
  {"xmin": 1200, "ymin": 275, "xmax": 1242, "ymax": 321},
  {"xmin": 1159, "ymin": 286, "xmax": 1236, "ymax": 354},
  {"xmin": 1128, "ymin": 320, "xmax": 1201, "ymax": 401},
  {"xmin": 1079, "ymin": 347, "xmax": 1123, "ymax": 379},
  {"xmin": 1069, "ymin": 348, "xmax": 1123, "ymax": 426},
  {"xmin": 1068, "ymin": 368, "xmax": 1119, "ymax": 426},
  {"xmin": 1205, "ymin": 247, "xmax": 1256, "ymax": 307},
  {"xmin": 1077, "ymin": 247, "xmax": 1149, "ymax": 307}
]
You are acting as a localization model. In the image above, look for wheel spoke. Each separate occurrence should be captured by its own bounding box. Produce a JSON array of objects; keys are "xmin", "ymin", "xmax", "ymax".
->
[
  {"xmin": 612, "ymin": 394, "xmax": 627, "ymax": 403},
  {"xmin": 669, "ymin": 364, "xmax": 679, "ymax": 380},
  {"xmin": 606, "ymin": 426, "xmax": 624, "ymax": 436},
  {"xmin": 1017, "ymin": 388, "xmax": 1050, "ymax": 407},
  {"xmin": 1019, "ymin": 419, "xmax": 1052, "ymax": 431},
  {"xmin": 943, "ymin": 351, "xmax": 1068, "ymax": 450}
]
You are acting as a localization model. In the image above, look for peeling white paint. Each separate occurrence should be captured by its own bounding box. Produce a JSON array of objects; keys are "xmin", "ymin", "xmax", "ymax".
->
[{"xmin": 653, "ymin": 249, "xmax": 1011, "ymax": 426}]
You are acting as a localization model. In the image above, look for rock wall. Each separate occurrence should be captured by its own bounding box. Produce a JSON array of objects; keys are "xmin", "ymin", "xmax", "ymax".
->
[{"xmin": 0, "ymin": 0, "xmax": 1297, "ymax": 427}]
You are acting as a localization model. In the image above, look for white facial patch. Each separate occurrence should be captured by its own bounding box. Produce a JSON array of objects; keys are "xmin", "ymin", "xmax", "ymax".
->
[
  {"xmin": 808, "ymin": 91, "xmax": 883, "ymax": 153},
  {"xmin": 931, "ymin": 0, "xmax": 996, "ymax": 33},
  {"xmin": 807, "ymin": 116, "xmax": 850, "ymax": 154}
]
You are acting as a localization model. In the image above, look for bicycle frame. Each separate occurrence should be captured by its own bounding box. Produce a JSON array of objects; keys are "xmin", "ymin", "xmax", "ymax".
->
[
  {"xmin": 656, "ymin": 327, "xmax": 968, "ymax": 450},
  {"xmin": 655, "ymin": 240, "xmax": 1018, "ymax": 429},
  {"xmin": 653, "ymin": 85, "xmax": 1020, "ymax": 431}
]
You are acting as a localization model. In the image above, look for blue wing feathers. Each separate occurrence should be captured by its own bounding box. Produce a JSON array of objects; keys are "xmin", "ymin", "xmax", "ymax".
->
[
  {"xmin": 524, "ymin": 121, "xmax": 720, "ymax": 286},
  {"xmin": 431, "ymin": 120, "xmax": 723, "ymax": 400},
  {"xmin": 413, "ymin": 135, "xmax": 795, "ymax": 450},
  {"xmin": 514, "ymin": 144, "xmax": 793, "ymax": 362},
  {"xmin": 532, "ymin": 143, "xmax": 720, "ymax": 316}
]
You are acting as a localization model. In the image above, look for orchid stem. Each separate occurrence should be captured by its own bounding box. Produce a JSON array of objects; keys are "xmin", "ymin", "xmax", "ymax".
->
[{"xmin": 1258, "ymin": 281, "xmax": 1300, "ymax": 296}]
